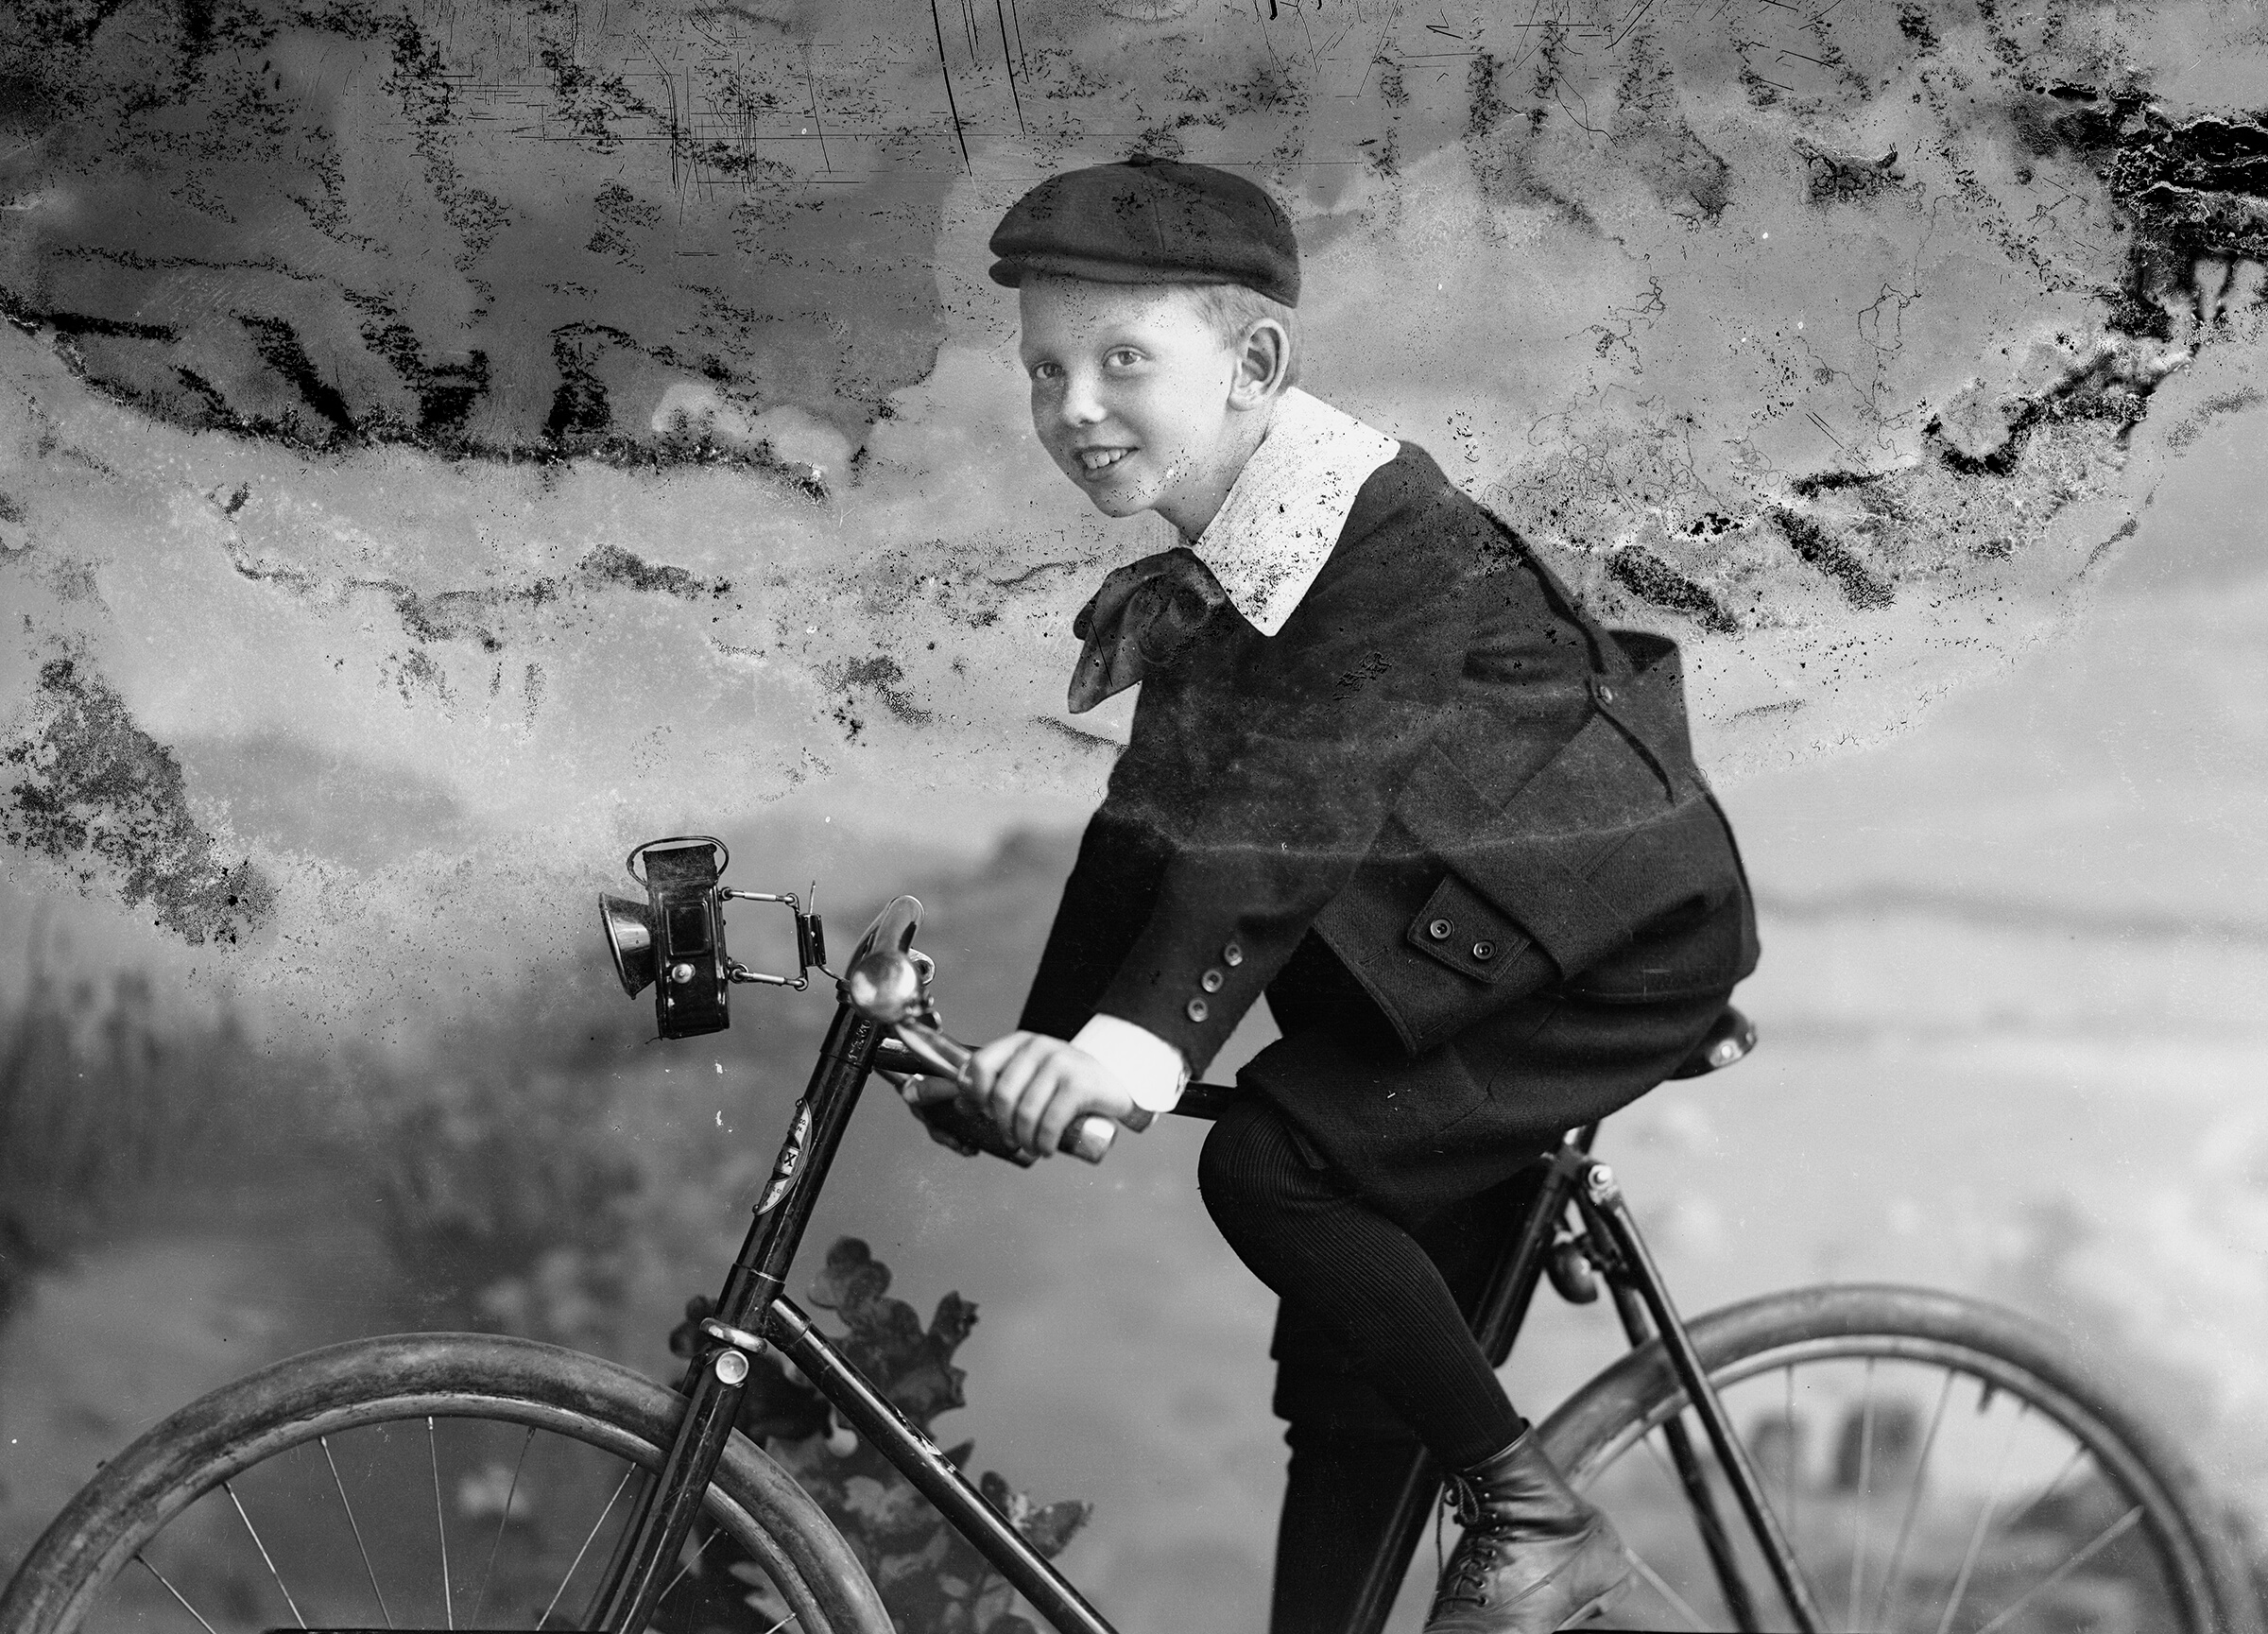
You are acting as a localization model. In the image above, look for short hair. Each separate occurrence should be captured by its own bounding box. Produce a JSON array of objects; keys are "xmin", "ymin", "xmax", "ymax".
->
[{"xmin": 1184, "ymin": 282, "xmax": 1301, "ymax": 392}]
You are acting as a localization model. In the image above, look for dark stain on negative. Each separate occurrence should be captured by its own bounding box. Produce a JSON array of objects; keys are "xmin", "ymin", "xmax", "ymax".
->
[{"xmin": 2, "ymin": 652, "xmax": 275, "ymax": 946}]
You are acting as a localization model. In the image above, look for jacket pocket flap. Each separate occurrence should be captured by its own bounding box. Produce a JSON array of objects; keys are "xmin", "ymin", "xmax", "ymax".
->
[
  {"xmin": 1404, "ymin": 875, "xmax": 1534, "ymax": 985},
  {"xmin": 1437, "ymin": 834, "xmax": 1630, "ymax": 977}
]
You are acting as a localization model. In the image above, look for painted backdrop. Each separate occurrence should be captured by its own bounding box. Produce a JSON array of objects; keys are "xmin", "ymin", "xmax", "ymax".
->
[{"xmin": 2, "ymin": 0, "xmax": 2265, "ymax": 1628}]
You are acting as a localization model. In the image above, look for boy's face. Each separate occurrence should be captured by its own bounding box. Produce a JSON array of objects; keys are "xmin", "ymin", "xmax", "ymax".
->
[{"xmin": 1017, "ymin": 278, "xmax": 1247, "ymax": 538}]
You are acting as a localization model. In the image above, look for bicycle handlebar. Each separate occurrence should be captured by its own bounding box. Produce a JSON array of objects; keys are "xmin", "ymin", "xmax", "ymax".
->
[{"xmin": 846, "ymin": 951, "xmax": 1118, "ymax": 1163}]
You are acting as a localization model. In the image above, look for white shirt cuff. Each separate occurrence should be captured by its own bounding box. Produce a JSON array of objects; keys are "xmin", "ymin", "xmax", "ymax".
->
[{"xmin": 1072, "ymin": 1014, "xmax": 1190, "ymax": 1113}]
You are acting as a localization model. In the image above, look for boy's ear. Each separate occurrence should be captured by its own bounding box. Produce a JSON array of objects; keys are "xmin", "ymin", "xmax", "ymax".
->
[{"xmin": 1228, "ymin": 318, "xmax": 1291, "ymax": 409}]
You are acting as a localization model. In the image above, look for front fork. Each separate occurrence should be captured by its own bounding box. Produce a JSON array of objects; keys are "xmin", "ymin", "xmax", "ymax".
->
[{"xmin": 585, "ymin": 1002, "xmax": 876, "ymax": 1631}]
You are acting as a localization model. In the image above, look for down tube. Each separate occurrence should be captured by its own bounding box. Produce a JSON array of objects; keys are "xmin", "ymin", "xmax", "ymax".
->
[{"xmin": 769, "ymin": 1298, "xmax": 1122, "ymax": 1634}]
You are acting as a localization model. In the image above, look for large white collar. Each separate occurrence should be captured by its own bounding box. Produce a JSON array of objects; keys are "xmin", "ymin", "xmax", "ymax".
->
[{"xmin": 1184, "ymin": 387, "xmax": 1400, "ymax": 637}]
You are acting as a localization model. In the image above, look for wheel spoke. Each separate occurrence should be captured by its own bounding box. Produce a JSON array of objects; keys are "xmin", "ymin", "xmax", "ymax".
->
[
  {"xmin": 7, "ymin": 1335, "xmax": 852, "ymax": 1634},
  {"xmin": 17, "ymin": 1299, "xmax": 2231, "ymax": 1634},
  {"xmin": 1871, "ymin": 1366, "xmax": 1955, "ymax": 1632},
  {"xmin": 320, "ymin": 1432, "xmax": 395, "ymax": 1629},
  {"xmin": 1638, "ymin": 1415, "xmax": 1769, "ymax": 1628},
  {"xmin": 1618, "ymin": 1539, "xmax": 1715, "ymax": 1632},
  {"xmin": 1782, "ymin": 1363, "xmax": 1801, "ymax": 1572},
  {"xmin": 536, "ymin": 1462, "xmax": 638, "ymax": 1629},
  {"xmin": 1931, "ymin": 1395, "xmax": 2029, "ymax": 1634},
  {"xmin": 1622, "ymin": 1426, "xmax": 1734, "ymax": 1630},
  {"xmin": 1848, "ymin": 1355, "xmax": 1878, "ymax": 1630},
  {"xmin": 1967, "ymin": 1505, "xmax": 2145, "ymax": 1634},
  {"xmin": 656, "ymin": 1519, "xmax": 725, "ymax": 1608},
  {"xmin": 1640, "ymin": 1423, "xmax": 1685, "ymax": 1491},
  {"xmin": 1472, "ymin": 1294, "xmax": 2236, "ymax": 1634},
  {"xmin": 430, "ymin": 1417, "xmax": 454, "ymax": 1630},
  {"xmin": 133, "ymin": 1553, "xmax": 222, "ymax": 1634},
  {"xmin": 468, "ymin": 1424, "xmax": 538, "ymax": 1628},
  {"xmin": 225, "ymin": 1477, "xmax": 309, "ymax": 1629},
  {"xmin": 1997, "ymin": 1440, "xmax": 2088, "ymax": 1538}
]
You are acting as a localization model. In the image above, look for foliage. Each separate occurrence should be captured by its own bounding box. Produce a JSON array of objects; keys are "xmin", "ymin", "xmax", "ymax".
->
[
  {"xmin": 0, "ymin": 906, "xmax": 1093, "ymax": 1622},
  {"xmin": 349, "ymin": 957, "xmax": 755, "ymax": 1353},
  {"xmin": 0, "ymin": 964, "xmax": 310, "ymax": 1319},
  {"xmin": 367, "ymin": 1046, "xmax": 645, "ymax": 1350},
  {"xmin": 669, "ymin": 1239, "xmax": 1091, "ymax": 1634}
]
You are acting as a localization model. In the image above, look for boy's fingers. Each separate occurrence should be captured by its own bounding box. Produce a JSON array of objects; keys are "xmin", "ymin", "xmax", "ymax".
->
[
  {"xmin": 1032, "ymin": 1078, "xmax": 1090, "ymax": 1158},
  {"xmin": 963, "ymin": 1036, "xmax": 1009, "ymax": 1099},
  {"xmin": 967, "ymin": 1030, "xmax": 1041, "ymax": 1101},
  {"xmin": 1011, "ymin": 1061, "xmax": 1067, "ymax": 1156},
  {"xmin": 981, "ymin": 1035, "xmax": 1052, "ymax": 1144}
]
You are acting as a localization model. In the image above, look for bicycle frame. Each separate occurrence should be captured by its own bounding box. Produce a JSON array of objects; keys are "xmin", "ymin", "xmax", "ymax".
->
[
  {"xmin": 584, "ymin": 926, "xmax": 1825, "ymax": 1634},
  {"xmin": 1337, "ymin": 1137, "xmax": 1827, "ymax": 1634},
  {"xmin": 586, "ymin": 900, "xmax": 1125, "ymax": 1634}
]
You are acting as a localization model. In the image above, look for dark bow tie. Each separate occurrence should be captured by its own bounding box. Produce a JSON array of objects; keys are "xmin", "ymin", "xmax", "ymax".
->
[{"xmin": 1067, "ymin": 548, "xmax": 1235, "ymax": 714}]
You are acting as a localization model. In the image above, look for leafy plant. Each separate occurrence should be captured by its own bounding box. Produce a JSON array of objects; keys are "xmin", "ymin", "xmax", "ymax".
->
[
  {"xmin": 368, "ymin": 1052, "xmax": 645, "ymax": 1349},
  {"xmin": 669, "ymin": 1238, "xmax": 1090, "ymax": 1634},
  {"xmin": 0, "ymin": 964, "xmax": 310, "ymax": 1320}
]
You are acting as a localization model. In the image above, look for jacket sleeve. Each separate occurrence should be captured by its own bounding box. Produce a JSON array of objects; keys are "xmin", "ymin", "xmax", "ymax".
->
[{"xmin": 1088, "ymin": 471, "xmax": 1495, "ymax": 1074}]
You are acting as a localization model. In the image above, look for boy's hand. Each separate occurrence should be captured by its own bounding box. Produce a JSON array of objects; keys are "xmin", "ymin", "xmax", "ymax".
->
[
  {"xmin": 884, "ymin": 1071, "xmax": 983, "ymax": 1157},
  {"xmin": 964, "ymin": 1032, "xmax": 1138, "ymax": 1160}
]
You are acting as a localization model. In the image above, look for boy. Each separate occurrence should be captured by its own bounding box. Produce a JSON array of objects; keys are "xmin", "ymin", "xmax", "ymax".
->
[{"xmin": 929, "ymin": 156, "xmax": 1757, "ymax": 1633}]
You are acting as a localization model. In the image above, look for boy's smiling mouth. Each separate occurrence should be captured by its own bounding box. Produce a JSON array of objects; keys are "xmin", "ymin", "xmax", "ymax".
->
[{"xmin": 1074, "ymin": 445, "xmax": 1132, "ymax": 474}]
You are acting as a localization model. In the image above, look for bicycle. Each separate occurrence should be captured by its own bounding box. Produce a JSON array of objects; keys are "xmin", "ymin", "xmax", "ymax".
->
[{"xmin": 4, "ymin": 838, "xmax": 2259, "ymax": 1634}]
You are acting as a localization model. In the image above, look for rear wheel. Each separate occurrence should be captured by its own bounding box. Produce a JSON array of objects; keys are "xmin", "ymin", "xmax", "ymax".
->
[
  {"xmin": 1, "ymin": 1332, "xmax": 892, "ymax": 1634},
  {"xmin": 1538, "ymin": 1286, "xmax": 2262, "ymax": 1634}
]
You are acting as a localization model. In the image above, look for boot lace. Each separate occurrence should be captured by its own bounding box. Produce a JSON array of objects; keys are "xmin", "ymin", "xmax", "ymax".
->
[
  {"xmin": 1431, "ymin": 1476, "xmax": 1495, "ymax": 1608},
  {"xmin": 1451, "ymin": 1472, "xmax": 1486, "ymax": 1529}
]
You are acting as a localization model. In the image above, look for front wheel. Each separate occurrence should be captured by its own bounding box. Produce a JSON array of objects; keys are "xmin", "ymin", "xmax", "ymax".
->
[
  {"xmin": 1538, "ymin": 1285, "xmax": 2262, "ymax": 1634},
  {"xmin": 1, "ymin": 1332, "xmax": 893, "ymax": 1634}
]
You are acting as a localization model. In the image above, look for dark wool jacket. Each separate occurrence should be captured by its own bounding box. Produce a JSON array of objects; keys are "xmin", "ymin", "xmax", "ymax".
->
[{"xmin": 1020, "ymin": 443, "xmax": 1758, "ymax": 1213}]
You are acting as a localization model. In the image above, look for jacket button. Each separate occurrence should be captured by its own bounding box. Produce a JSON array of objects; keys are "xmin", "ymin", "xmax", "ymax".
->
[
  {"xmin": 1427, "ymin": 918, "xmax": 1453, "ymax": 940},
  {"xmin": 1597, "ymin": 683, "xmax": 1616, "ymax": 704},
  {"xmin": 1186, "ymin": 997, "xmax": 1210, "ymax": 1023},
  {"xmin": 1471, "ymin": 940, "xmax": 1496, "ymax": 961},
  {"xmin": 1222, "ymin": 942, "xmax": 1244, "ymax": 967},
  {"xmin": 1200, "ymin": 969, "xmax": 1225, "ymax": 992}
]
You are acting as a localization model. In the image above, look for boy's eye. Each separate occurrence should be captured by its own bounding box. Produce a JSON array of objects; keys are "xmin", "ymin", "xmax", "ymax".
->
[
  {"xmin": 1104, "ymin": 348, "xmax": 1143, "ymax": 368},
  {"xmin": 1028, "ymin": 361, "xmax": 1063, "ymax": 382}
]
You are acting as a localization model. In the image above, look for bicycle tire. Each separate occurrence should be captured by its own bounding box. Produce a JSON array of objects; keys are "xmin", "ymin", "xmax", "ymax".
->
[
  {"xmin": 1, "ymin": 1331, "xmax": 895, "ymax": 1634},
  {"xmin": 1535, "ymin": 1284, "xmax": 2263, "ymax": 1634}
]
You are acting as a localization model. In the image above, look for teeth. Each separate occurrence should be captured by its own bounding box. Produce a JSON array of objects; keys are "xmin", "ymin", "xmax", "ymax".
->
[{"xmin": 1077, "ymin": 448, "xmax": 1128, "ymax": 473}]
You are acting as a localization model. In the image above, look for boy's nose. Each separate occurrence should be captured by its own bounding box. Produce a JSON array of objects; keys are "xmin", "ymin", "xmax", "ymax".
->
[{"xmin": 1056, "ymin": 372, "xmax": 1106, "ymax": 426}]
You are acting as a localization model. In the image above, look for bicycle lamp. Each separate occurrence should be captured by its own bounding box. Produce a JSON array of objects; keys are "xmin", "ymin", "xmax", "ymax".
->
[{"xmin": 600, "ymin": 835, "xmax": 827, "ymax": 1040}]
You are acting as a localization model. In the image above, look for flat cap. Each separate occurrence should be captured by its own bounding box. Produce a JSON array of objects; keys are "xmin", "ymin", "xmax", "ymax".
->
[{"xmin": 988, "ymin": 156, "xmax": 1300, "ymax": 307}]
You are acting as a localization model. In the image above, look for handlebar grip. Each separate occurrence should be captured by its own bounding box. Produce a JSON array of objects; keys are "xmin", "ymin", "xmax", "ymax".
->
[
  {"xmin": 1061, "ymin": 1115, "xmax": 1116, "ymax": 1162},
  {"xmin": 886, "ymin": 1019, "xmax": 1117, "ymax": 1163}
]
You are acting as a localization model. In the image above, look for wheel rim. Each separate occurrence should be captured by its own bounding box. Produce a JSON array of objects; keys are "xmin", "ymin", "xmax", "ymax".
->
[
  {"xmin": 1563, "ymin": 1334, "xmax": 2222, "ymax": 1634},
  {"xmin": 59, "ymin": 1394, "xmax": 808, "ymax": 1633}
]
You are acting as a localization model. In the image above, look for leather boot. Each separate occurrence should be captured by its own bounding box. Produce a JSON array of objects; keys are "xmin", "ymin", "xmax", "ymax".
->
[{"xmin": 1422, "ymin": 1433, "xmax": 1630, "ymax": 1633}]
